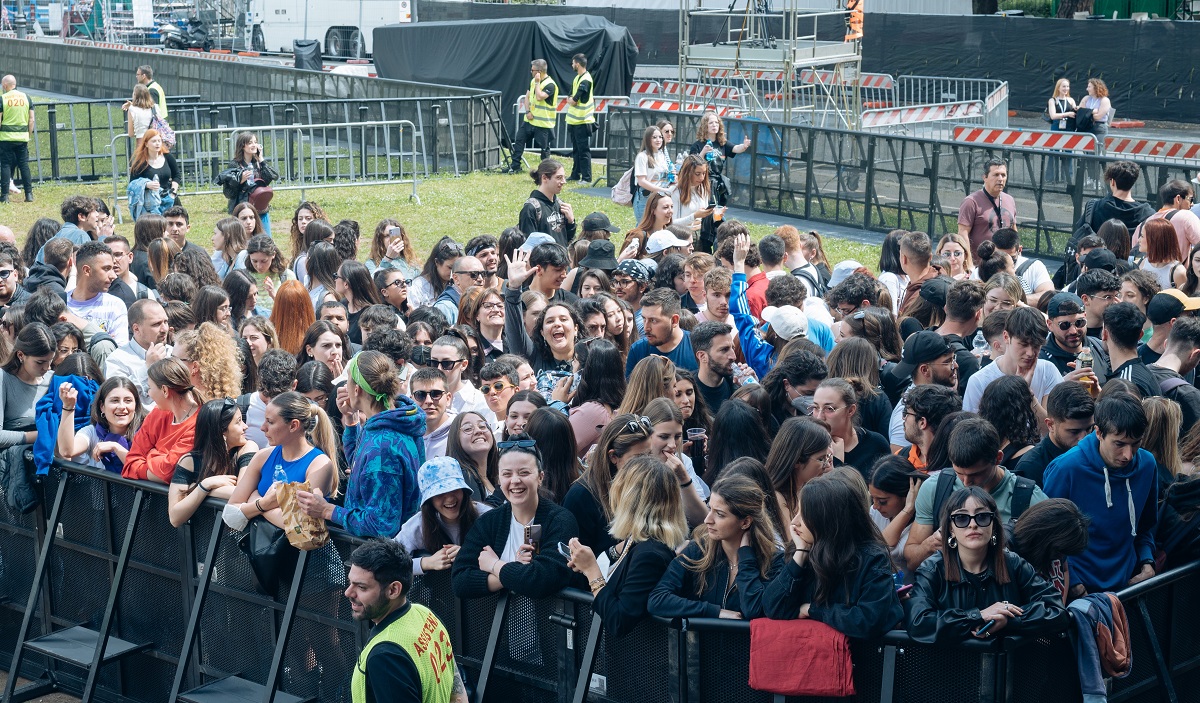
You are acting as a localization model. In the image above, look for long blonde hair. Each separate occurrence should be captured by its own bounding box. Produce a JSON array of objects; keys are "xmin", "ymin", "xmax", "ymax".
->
[
  {"xmin": 173, "ymin": 322, "xmax": 243, "ymax": 402},
  {"xmin": 270, "ymin": 390, "xmax": 341, "ymax": 496},
  {"xmin": 1143, "ymin": 397, "xmax": 1182, "ymax": 478},
  {"xmin": 609, "ymin": 455, "xmax": 688, "ymax": 547},
  {"xmin": 683, "ymin": 475, "xmax": 777, "ymax": 593},
  {"xmin": 1052, "ymin": 78, "xmax": 1071, "ymax": 99},
  {"xmin": 616, "ymin": 355, "xmax": 675, "ymax": 415}
]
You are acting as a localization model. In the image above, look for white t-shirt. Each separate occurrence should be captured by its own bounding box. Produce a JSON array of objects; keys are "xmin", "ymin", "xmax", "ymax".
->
[
  {"xmin": 244, "ymin": 392, "xmax": 269, "ymax": 449},
  {"xmin": 129, "ymin": 106, "xmax": 153, "ymax": 139},
  {"xmin": 870, "ymin": 507, "xmax": 911, "ymax": 567},
  {"xmin": 1013, "ymin": 255, "xmax": 1052, "ymax": 296},
  {"xmin": 888, "ymin": 398, "xmax": 907, "ymax": 446},
  {"xmin": 963, "ymin": 358, "xmax": 1063, "ymax": 413},
  {"xmin": 502, "ymin": 513, "xmax": 533, "ymax": 561},
  {"xmin": 634, "ymin": 151, "xmax": 669, "ymax": 190},
  {"xmin": 878, "ymin": 272, "xmax": 908, "ymax": 316}
]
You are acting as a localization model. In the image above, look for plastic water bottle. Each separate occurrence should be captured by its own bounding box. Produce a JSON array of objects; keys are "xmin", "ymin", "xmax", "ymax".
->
[
  {"xmin": 273, "ymin": 464, "xmax": 288, "ymax": 489},
  {"xmin": 704, "ymin": 139, "xmax": 716, "ymax": 162}
]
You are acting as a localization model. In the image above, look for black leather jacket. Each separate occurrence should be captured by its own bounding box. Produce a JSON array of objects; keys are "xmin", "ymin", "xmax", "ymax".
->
[{"xmin": 905, "ymin": 551, "xmax": 1068, "ymax": 644}]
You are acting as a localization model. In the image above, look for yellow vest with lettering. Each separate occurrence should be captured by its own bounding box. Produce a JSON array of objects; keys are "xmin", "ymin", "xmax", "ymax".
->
[
  {"xmin": 566, "ymin": 71, "xmax": 595, "ymax": 126},
  {"xmin": 0, "ymin": 90, "xmax": 30, "ymax": 143},
  {"xmin": 350, "ymin": 603, "xmax": 455, "ymax": 703},
  {"xmin": 147, "ymin": 80, "xmax": 168, "ymax": 120},
  {"xmin": 527, "ymin": 76, "xmax": 558, "ymax": 129}
]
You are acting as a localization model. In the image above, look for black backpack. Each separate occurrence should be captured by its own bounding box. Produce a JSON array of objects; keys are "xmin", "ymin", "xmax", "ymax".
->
[
  {"xmin": 1057, "ymin": 199, "xmax": 1100, "ymax": 289},
  {"xmin": 930, "ymin": 470, "xmax": 1037, "ymax": 540},
  {"xmin": 791, "ymin": 266, "xmax": 828, "ymax": 298}
]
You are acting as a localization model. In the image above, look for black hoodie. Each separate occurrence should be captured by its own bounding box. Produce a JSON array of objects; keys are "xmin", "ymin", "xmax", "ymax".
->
[
  {"xmin": 1039, "ymin": 334, "xmax": 1109, "ymax": 384},
  {"xmin": 23, "ymin": 262, "xmax": 68, "ymax": 301},
  {"xmin": 1090, "ymin": 194, "xmax": 1156, "ymax": 232}
]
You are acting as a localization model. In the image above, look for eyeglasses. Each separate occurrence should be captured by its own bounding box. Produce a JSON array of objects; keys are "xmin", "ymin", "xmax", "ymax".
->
[
  {"xmin": 412, "ymin": 389, "xmax": 446, "ymax": 402},
  {"xmin": 944, "ymin": 250, "xmax": 964, "ymax": 258},
  {"xmin": 624, "ymin": 416, "xmax": 653, "ymax": 434},
  {"xmin": 427, "ymin": 358, "xmax": 464, "ymax": 371},
  {"xmin": 217, "ymin": 304, "xmax": 232, "ymax": 313},
  {"xmin": 950, "ymin": 511, "xmax": 995, "ymax": 529},
  {"xmin": 383, "ymin": 278, "xmax": 411, "ymax": 289},
  {"xmin": 1056, "ymin": 318, "xmax": 1087, "ymax": 331},
  {"xmin": 456, "ymin": 270, "xmax": 487, "ymax": 280},
  {"xmin": 498, "ymin": 439, "xmax": 537, "ymax": 450},
  {"xmin": 481, "ymin": 301, "xmax": 504, "ymax": 311},
  {"xmin": 480, "ymin": 381, "xmax": 514, "ymax": 394},
  {"xmin": 807, "ymin": 404, "xmax": 845, "ymax": 416},
  {"xmin": 333, "ymin": 273, "xmax": 341, "ymax": 280},
  {"xmin": 1093, "ymin": 294, "xmax": 1117, "ymax": 302},
  {"xmin": 0, "ymin": 269, "xmax": 14, "ymax": 280}
]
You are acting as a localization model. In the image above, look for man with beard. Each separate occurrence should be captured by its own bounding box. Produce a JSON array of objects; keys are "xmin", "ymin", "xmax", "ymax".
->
[
  {"xmin": 692, "ymin": 320, "xmax": 737, "ymax": 413},
  {"xmin": 625, "ymin": 287, "xmax": 698, "ymax": 374},
  {"xmin": 887, "ymin": 331, "xmax": 959, "ymax": 450},
  {"xmin": 898, "ymin": 383, "xmax": 960, "ymax": 472},
  {"xmin": 345, "ymin": 540, "xmax": 467, "ymax": 703},
  {"xmin": 464, "ymin": 235, "xmax": 500, "ymax": 289},
  {"xmin": 609, "ymin": 260, "xmax": 651, "ymax": 334},
  {"xmin": 1039, "ymin": 292, "xmax": 1110, "ymax": 386}
]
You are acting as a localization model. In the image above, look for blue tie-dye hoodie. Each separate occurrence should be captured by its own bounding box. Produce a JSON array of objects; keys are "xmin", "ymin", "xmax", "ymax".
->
[{"xmin": 331, "ymin": 396, "xmax": 426, "ymax": 538}]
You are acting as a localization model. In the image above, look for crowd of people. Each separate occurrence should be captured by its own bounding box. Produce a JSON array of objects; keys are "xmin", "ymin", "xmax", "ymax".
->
[{"xmin": 8, "ymin": 142, "xmax": 1200, "ymax": 698}]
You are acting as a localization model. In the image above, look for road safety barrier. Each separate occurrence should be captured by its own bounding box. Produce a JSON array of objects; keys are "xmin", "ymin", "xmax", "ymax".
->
[
  {"xmin": 1104, "ymin": 136, "xmax": 1200, "ymax": 165},
  {"xmin": 952, "ymin": 126, "xmax": 1098, "ymax": 152},
  {"xmin": 605, "ymin": 104, "xmax": 1200, "ymax": 260},
  {"xmin": 630, "ymin": 80, "xmax": 661, "ymax": 97},
  {"xmin": 861, "ymin": 101, "xmax": 985, "ymax": 130},
  {"xmin": 660, "ymin": 81, "xmax": 742, "ymax": 106},
  {"xmin": 636, "ymin": 99, "xmax": 743, "ymax": 118},
  {"xmin": 2, "ymin": 460, "xmax": 1197, "ymax": 703},
  {"xmin": 107, "ymin": 119, "xmax": 423, "ymax": 224}
]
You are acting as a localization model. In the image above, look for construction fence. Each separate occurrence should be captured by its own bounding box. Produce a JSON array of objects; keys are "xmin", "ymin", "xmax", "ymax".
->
[
  {"xmin": 606, "ymin": 105, "xmax": 1200, "ymax": 259},
  {"xmin": 2, "ymin": 460, "xmax": 1198, "ymax": 703}
]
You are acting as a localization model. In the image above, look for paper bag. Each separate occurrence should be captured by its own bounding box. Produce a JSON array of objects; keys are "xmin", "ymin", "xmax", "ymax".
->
[{"xmin": 277, "ymin": 480, "xmax": 330, "ymax": 550}]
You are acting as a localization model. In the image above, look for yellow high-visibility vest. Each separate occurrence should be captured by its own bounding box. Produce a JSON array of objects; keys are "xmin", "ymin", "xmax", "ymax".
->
[
  {"xmin": 566, "ymin": 71, "xmax": 595, "ymax": 126},
  {"xmin": 527, "ymin": 75, "xmax": 558, "ymax": 129},
  {"xmin": 0, "ymin": 90, "xmax": 30, "ymax": 143}
]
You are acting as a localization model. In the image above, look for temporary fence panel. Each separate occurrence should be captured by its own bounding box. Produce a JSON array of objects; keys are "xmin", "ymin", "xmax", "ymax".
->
[
  {"xmin": 604, "ymin": 104, "xmax": 1199, "ymax": 261},
  {"xmin": 895, "ymin": 75, "xmax": 1009, "ymax": 128},
  {"xmin": 109, "ymin": 119, "xmax": 423, "ymax": 224},
  {"xmin": 860, "ymin": 100, "xmax": 985, "ymax": 131},
  {"xmin": 952, "ymin": 126, "xmax": 1098, "ymax": 152},
  {"xmin": 510, "ymin": 95, "xmax": 631, "ymax": 164},
  {"xmin": 1104, "ymin": 135, "xmax": 1200, "ymax": 166},
  {"xmin": 630, "ymin": 80, "xmax": 662, "ymax": 97},
  {"xmin": 2, "ymin": 460, "xmax": 1199, "ymax": 703}
]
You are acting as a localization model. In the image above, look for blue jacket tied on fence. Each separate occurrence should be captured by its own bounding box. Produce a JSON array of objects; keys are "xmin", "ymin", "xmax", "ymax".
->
[{"xmin": 34, "ymin": 374, "xmax": 98, "ymax": 476}]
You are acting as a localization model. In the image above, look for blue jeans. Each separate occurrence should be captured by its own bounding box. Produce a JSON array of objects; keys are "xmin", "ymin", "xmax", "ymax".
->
[{"xmin": 632, "ymin": 188, "xmax": 646, "ymax": 222}]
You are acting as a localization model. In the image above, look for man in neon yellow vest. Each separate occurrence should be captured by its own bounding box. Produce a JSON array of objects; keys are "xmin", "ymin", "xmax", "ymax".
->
[
  {"xmin": 346, "ymin": 540, "xmax": 468, "ymax": 703},
  {"xmin": 0, "ymin": 75, "xmax": 33, "ymax": 203},
  {"xmin": 122, "ymin": 65, "xmax": 168, "ymax": 123},
  {"xmin": 565, "ymin": 53, "xmax": 595, "ymax": 184},
  {"xmin": 507, "ymin": 59, "xmax": 558, "ymax": 174}
]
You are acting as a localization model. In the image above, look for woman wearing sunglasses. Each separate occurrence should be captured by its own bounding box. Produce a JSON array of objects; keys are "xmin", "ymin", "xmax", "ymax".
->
[
  {"xmin": 564, "ymin": 413, "xmax": 653, "ymax": 555},
  {"xmin": 906, "ymin": 486, "xmax": 1068, "ymax": 643},
  {"xmin": 452, "ymin": 435, "xmax": 579, "ymax": 599},
  {"xmin": 373, "ymin": 267, "xmax": 412, "ymax": 321}
]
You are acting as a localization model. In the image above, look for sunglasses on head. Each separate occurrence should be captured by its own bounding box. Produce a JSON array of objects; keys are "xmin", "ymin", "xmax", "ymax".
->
[
  {"xmin": 950, "ymin": 511, "xmax": 995, "ymax": 529},
  {"xmin": 624, "ymin": 415, "xmax": 653, "ymax": 434},
  {"xmin": 1056, "ymin": 319, "xmax": 1087, "ymax": 331},
  {"xmin": 498, "ymin": 439, "xmax": 537, "ymax": 450},
  {"xmin": 413, "ymin": 389, "xmax": 446, "ymax": 402}
]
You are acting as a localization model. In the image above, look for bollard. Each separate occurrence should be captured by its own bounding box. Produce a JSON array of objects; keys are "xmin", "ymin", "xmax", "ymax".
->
[{"xmin": 431, "ymin": 103, "xmax": 441, "ymax": 175}]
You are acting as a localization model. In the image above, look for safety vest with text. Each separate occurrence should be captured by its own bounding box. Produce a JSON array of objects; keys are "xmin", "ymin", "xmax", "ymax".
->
[
  {"xmin": 566, "ymin": 71, "xmax": 595, "ymax": 125},
  {"xmin": 526, "ymin": 75, "xmax": 558, "ymax": 129},
  {"xmin": 147, "ymin": 80, "xmax": 168, "ymax": 120},
  {"xmin": 351, "ymin": 603, "xmax": 455, "ymax": 703},
  {"xmin": 0, "ymin": 90, "xmax": 30, "ymax": 143}
]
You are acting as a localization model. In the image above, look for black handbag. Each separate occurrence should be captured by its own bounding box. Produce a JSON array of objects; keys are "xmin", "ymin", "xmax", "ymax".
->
[{"xmin": 238, "ymin": 517, "xmax": 299, "ymax": 595}]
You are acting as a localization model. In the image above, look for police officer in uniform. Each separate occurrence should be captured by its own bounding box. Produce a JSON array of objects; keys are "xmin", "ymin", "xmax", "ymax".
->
[
  {"xmin": 0, "ymin": 75, "xmax": 33, "ymax": 203},
  {"xmin": 508, "ymin": 59, "xmax": 558, "ymax": 174},
  {"xmin": 565, "ymin": 53, "xmax": 595, "ymax": 184},
  {"xmin": 347, "ymin": 540, "xmax": 468, "ymax": 703}
]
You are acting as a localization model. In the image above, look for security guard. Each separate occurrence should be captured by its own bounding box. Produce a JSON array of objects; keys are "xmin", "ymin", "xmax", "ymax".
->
[
  {"xmin": 508, "ymin": 59, "xmax": 558, "ymax": 174},
  {"xmin": 347, "ymin": 540, "xmax": 467, "ymax": 703},
  {"xmin": 0, "ymin": 75, "xmax": 33, "ymax": 203},
  {"xmin": 137, "ymin": 65, "xmax": 168, "ymax": 121},
  {"xmin": 565, "ymin": 53, "xmax": 595, "ymax": 183}
]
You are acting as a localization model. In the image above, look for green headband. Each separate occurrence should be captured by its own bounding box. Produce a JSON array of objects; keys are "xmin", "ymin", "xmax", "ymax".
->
[{"xmin": 347, "ymin": 356, "xmax": 392, "ymax": 409}]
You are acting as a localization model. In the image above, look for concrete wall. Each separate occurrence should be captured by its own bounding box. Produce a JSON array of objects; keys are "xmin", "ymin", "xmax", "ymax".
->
[{"xmin": 0, "ymin": 36, "xmax": 491, "ymax": 103}]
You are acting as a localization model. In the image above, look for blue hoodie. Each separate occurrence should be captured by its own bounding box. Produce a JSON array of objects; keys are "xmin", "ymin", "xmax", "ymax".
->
[
  {"xmin": 1043, "ymin": 432, "xmax": 1158, "ymax": 592},
  {"xmin": 330, "ymin": 396, "xmax": 426, "ymax": 538}
]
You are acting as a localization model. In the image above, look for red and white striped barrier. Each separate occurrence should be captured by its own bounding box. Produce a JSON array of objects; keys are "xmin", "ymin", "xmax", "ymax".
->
[
  {"xmin": 952, "ymin": 126, "xmax": 1097, "ymax": 151},
  {"xmin": 1104, "ymin": 136, "xmax": 1200, "ymax": 164},
  {"xmin": 630, "ymin": 81, "xmax": 661, "ymax": 96},
  {"xmin": 701, "ymin": 68, "xmax": 786, "ymax": 82},
  {"xmin": 985, "ymin": 84, "xmax": 1009, "ymax": 113},
  {"xmin": 798, "ymin": 69, "xmax": 895, "ymax": 90},
  {"xmin": 661, "ymin": 81, "xmax": 740, "ymax": 102},
  {"xmin": 861, "ymin": 101, "xmax": 983, "ymax": 128},
  {"xmin": 635, "ymin": 99, "xmax": 742, "ymax": 117}
]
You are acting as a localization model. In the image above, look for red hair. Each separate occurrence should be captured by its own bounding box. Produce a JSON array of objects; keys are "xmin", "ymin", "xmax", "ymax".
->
[
  {"xmin": 1144, "ymin": 218, "xmax": 1183, "ymax": 265},
  {"xmin": 270, "ymin": 280, "xmax": 316, "ymax": 355},
  {"xmin": 130, "ymin": 128, "xmax": 170, "ymax": 175}
]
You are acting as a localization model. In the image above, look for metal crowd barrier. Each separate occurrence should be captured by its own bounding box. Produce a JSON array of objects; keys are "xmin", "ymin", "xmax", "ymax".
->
[
  {"xmin": 606, "ymin": 105, "xmax": 1200, "ymax": 260},
  {"xmin": 25, "ymin": 93, "xmax": 505, "ymax": 185},
  {"xmin": 107, "ymin": 118, "xmax": 423, "ymax": 224},
  {"xmin": 1, "ymin": 459, "xmax": 1196, "ymax": 702},
  {"xmin": 510, "ymin": 95, "xmax": 630, "ymax": 170}
]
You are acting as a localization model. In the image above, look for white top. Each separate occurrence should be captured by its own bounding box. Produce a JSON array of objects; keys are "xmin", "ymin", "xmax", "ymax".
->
[
  {"xmin": 1141, "ymin": 258, "xmax": 1181, "ymax": 290},
  {"xmin": 502, "ymin": 512, "xmax": 533, "ymax": 561},
  {"xmin": 395, "ymin": 501, "xmax": 494, "ymax": 575},
  {"xmin": 68, "ymin": 425, "xmax": 104, "ymax": 470},
  {"xmin": 870, "ymin": 507, "xmax": 911, "ymax": 566},
  {"xmin": 103, "ymin": 339, "xmax": 169, "ymax": 407},
  {"xmin": 244, "ymin": 392, "xmax": 269, "ymax": 449},
  {"xmin": 888, "ymin": 398, "xmax": 906, "ymax": 446},
  {"xmin": 963, "ymin": 358, "xmax": 1063, "ymax": 413},
  {"xmin": 67, "ymin": 291, "xmax": 130, "ymax": 346},
  {"xmin": 1012, "ymin": 255, "xmax": 1052, "ymax": 295},
  {"xmin": 129, "ymin": 106, "xmax": 153, "ymax": 139},
  {"xmin": 634, "ymin": 151, "xmax": 669, "ymax": 190},
  {"xmin": 409, "ymin": 276, "xmax": 437, "ymax": 309},
  {"xmin": 672, "ymin": 188, "xmax": 709, "ymax": 227},
  {"xmin": 452, "ymin": 381, "xmax": 492, "ymax": 417},
  {"xmin": 877, "ymin": 272, "xmax": 908, "ymax": 315}
]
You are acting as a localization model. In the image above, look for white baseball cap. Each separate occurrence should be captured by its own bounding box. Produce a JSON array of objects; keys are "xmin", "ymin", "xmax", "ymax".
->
[
  {"xmin": 761, "ymin": 305, "xmax": 808, "ymax": 341},
  {"xmin": 645, "ymin": 230, "xmax": 693, "ymax": 255}
]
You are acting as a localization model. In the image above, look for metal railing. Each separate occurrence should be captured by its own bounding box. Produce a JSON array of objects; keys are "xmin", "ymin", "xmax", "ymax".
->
[
  {"xmin": 2, "ymin": 459, "xmax": 1198, "ymax": 703},
  {"xmin": 606, "ymin": 105, "xmax": 1200, "ymax": 260},
  {"xmin": 108, "ymin": 119, "xmax": 423, "ymax": 224},
  {"xmin": 510, "ymin": 95, "xmax": 630, "ymax": 166}
]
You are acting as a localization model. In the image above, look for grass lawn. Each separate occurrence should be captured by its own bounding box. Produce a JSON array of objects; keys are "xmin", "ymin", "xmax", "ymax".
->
[{"xmin": 0, "ymin": 158, "xmax": 879, "ymax": 270}]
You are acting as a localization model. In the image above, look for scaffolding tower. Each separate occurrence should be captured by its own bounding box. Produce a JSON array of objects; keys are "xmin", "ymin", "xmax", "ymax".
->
[{"xmin": 679, "ymin": 0, "xmax": 863, "ymax": 128}]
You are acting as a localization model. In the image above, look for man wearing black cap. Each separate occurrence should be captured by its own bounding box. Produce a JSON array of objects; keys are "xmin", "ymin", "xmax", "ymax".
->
[
  {"xmin": 886, "ymin": 330, "xmax": 958, "ymax": 450},
  {"xmin": 580, "ymin": 212, "xmax": 621, "ymax": 241},
  {"xmin": 1040, "ymin": 292, "xmax": 1110, "ymax": 383},
  {"xmin": 1149, "ymin": 317, "xmax": 1200, "ymax": 436},
  {"xmin": 1140, "ymin": 290, "xmax": 1200, "ymax": 367},
  {"xmin": 1076, "ymin": 269, "xmax": 1122, "ymax": 339}
]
